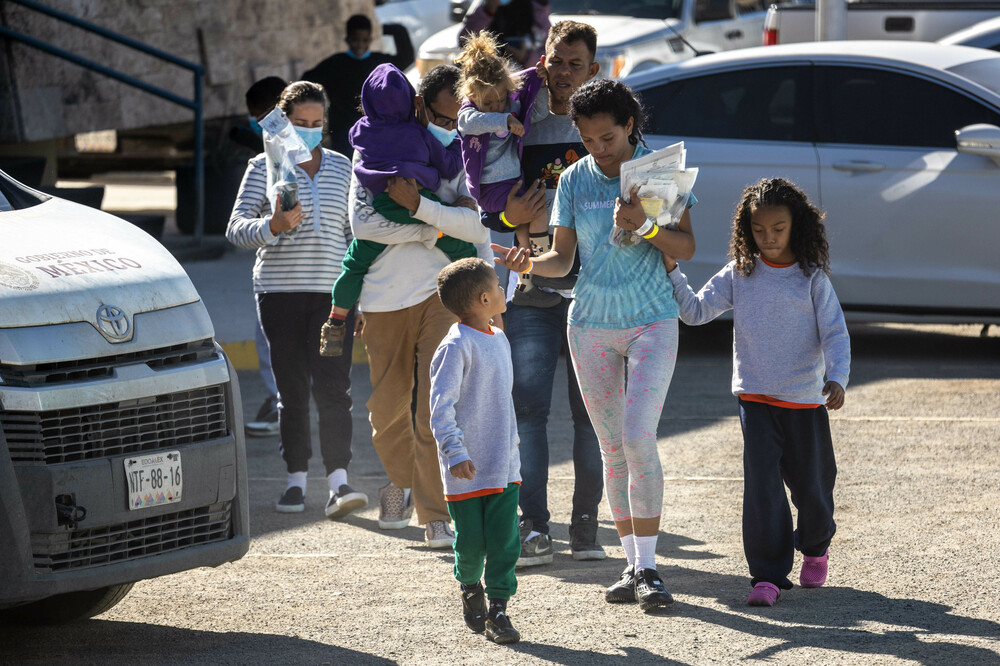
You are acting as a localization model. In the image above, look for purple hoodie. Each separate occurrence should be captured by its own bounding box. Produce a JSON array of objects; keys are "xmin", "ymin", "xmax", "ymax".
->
[
  {"xmin": 460, "ymin": 68, "xmax": 544, "ymax": 201},
  {"xmin": 349, "ymin": 64, "xmax": 463, "ymax": 196}
]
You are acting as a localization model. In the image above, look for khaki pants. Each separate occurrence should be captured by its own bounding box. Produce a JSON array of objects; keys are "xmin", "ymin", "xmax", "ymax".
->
[{"xmin": 362, "ymin": 295, "xmax": 457, "ymax": 525}]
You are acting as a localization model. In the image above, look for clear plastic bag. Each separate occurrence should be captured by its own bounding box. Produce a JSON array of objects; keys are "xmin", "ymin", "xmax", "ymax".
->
[
  {"xmin": 609, "ymin": 167, "xmax": 698, "ymax": 248},
  {"xmin": 259, "ymin": 107, "xmax": 312, "ymax": 225}
]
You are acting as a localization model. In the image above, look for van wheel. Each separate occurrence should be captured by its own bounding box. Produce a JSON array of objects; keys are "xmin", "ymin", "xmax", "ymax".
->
[{"xmin": 0, "ymin": 583, "xmax": 134, "ymax": 624}]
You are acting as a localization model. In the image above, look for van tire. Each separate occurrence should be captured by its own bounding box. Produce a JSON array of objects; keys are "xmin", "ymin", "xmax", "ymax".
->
[{"xmin": 0, "ymin": 583, "xmax": 134, "ymax": 624}]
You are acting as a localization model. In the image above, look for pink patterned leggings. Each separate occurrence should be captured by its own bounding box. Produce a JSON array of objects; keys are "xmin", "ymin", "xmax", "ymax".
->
[{"xmin": 567, "ymin": 319, "xmax": 678, "ymax": 522}]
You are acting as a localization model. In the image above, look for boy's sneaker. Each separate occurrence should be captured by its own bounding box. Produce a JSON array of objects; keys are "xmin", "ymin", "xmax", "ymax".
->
[
  {"xmin": 605, "ymin": 564, "xmax": 638, "ymax": 603},
  {"xmin": 485, "ymin": 608, "xmax": 520, "ymax": 644},
  {"xmin": 460, "ymin": 583, "xmax": 487, "ymax": 633},
  {"xmin": 319, "ymin": 319, "xmax": 345, "ymax": 357},
  {"xmin": 245, "ymin": 395, "xmax": 280, "ymax": 437},
  {"xmin": 425, "ymin": 521, "xmax": 455, "ymax": 548},
  {"xmin": 800, "ymin": 549, "xmax": 829, "ymax": 588},
  {"xmin": 747, "ymin": 581, "xmax": 781, "ymax": 606},
  {"xmin": 377, "ymin": 482, "xmax": 413, "ymax": 529},
  {"xmin": 275, "ymin": 486, "xmax": 305, "ymax": 513},
  {"xmin": 634, "ymin": 568, "xmax": 674, "ymax": 612},
  {"xmin": 516, "ymin": 520, "xmax": 553, "ymax": 567},
  {"xmin": 569, "ymin": 514, "xmax": 606, "ymax": 561},
  {"xmin": 325, "ymin": 484, "xmax": 368, "ymax": 520},
  {"xmin": 511, "ymin": 283, "xmax": 563, "ymax": 308}
]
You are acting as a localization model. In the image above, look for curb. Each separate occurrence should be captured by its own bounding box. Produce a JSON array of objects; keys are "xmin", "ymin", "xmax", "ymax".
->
[{"xmin": 221, "ymin": 340, "xmax": 369, "ymax": 370}]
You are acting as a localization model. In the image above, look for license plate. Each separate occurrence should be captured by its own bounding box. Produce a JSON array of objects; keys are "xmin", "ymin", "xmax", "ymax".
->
[{"xmin": 125, "ymin": 450, "xmax": 183, "ymax": 510}]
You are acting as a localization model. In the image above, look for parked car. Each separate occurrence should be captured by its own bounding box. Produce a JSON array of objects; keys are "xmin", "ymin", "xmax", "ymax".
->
[
  {"xmin": 376, "ymin": 0, "xmax": 453, "ymax": 54},
  {"xmin": 625, "ymin": 41, "xmax": 1000, "ymax": 323},
  {"xmin": 939, "ymin": 16, "xmax": 1000, "ymax": 52},
  {"xmin": 763, "ymin": 0, "xmax": 1000, "ymax": 46},
  {"xmin": 414, "ymin": 0, "xmax": 769, "ymax": 81}
]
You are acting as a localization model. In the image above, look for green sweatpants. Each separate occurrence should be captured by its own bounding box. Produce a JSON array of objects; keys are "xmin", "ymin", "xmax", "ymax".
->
[
  {"xmin": 446, "ymin": 482, "xmax": 520, "ymax": 600},
  {"xmin": 331, "ymin": 191, "xmax": 478, "ymax": 310}
]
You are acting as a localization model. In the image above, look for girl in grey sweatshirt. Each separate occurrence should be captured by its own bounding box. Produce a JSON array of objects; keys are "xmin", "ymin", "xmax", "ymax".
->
[{"xmin": 664, "ymin": 178, "xmax": 850, "ymax": 608}]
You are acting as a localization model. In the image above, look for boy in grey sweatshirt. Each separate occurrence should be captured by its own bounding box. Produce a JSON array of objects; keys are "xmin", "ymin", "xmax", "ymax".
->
[{"xmin": 430, "ymin": 258, "xmax": 521, "ymax": 644}]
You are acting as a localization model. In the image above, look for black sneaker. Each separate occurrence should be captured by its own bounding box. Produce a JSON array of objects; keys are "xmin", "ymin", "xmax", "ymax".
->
[
  {"xmin": 485, "ymin": 607, "xmax": 520, "ymax": 644},
  {"xmin": 510, "ymin": 283, "xmax": 563, "ymax": 308},
  {"xmin": 325, "ymin": 484, "xmax": 368, "ymax": 520},
  {"xmin": 516, "ymin": 519, "xmax": 553, "ymax": 567},
  {"xmin": 246, "ymin": 395, "xmax": 280, "ymax": 437},
  {"xmin": 605, "ymin": 564, "xmax": 638, "ymax": 603},
  {"xmin": 569, "ymin": 514, "xmax": 606, "ymax": 561},
  {"xmin": 460, "ymin": 583, "xmax": 487, "ymax": 633},
  {"xmin": 275, "ymin": 486, "xmax": 305, "ymax": 513},
  {"xmin": 634, "ymin": 567, "xmax": 674, "ymax": 612}
]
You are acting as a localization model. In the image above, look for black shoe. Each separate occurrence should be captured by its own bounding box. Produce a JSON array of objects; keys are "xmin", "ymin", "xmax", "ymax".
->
[
  {"xmin": 605, "ymin": 564, "xmax": 638, "ymax": 603},
  {"xmin": 510, "ymin": 282, "xmax": 563, "ymax": 308},
  {"xmin": 275, "ymin": 486, "xmax": 305, "ymax": 513},
  {"xmin": 246, "ymin": 395, "xmax": 280, "ymax": 437},
  {"xmin": 460, "ymin": 583, "xmax": 487, "ymax": 633},
  {"xmin": 569, "ymin": 514, "xmax": 606, "ymax": 561},
  {"xmin": 485, "ymin": 607, "xmax": 520, "ymax": 644},
  {"xmin": 325, "ymin": 484, "xmax": 368, "ymax": 520},
  {"xmin": 634, "ymin": 568, "xmax": 674, "ymax": 612}
]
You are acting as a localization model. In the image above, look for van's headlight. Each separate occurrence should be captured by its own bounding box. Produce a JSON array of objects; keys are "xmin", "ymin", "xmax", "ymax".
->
[
  {"xmin": 416, "ymin": 56, "xmax": 448, "ymax": 78},
  {"xmin": 597, "ymin": 53, "xmax": 629, "ymax": 79}
]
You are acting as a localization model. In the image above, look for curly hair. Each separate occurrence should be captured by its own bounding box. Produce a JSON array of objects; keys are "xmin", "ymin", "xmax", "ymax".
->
[
  {"xmin": 569, "ymin": 78, "xmax": 647, "ymax": 146},
  {"xmin": 729, "ymin": 177, "xmax": 830, "ymax": 277},
  {"xmin": 455, "ymin": 31, "xmax": 522, "ymax": 107}
]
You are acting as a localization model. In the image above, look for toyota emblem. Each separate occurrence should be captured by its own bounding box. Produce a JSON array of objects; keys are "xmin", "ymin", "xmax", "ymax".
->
[{"xmin": 96, "ymin": 304, "xmax": 131, "ymax": 340}]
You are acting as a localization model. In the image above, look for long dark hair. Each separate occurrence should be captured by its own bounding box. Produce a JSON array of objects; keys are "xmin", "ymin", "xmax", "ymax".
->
[
  {"xmin": 730, "ymin": 178, "xmax": 830, "ymax": 277},
  {"xmin": 569, "ymin": 78, "xmax": 646, "ymax": 147}
]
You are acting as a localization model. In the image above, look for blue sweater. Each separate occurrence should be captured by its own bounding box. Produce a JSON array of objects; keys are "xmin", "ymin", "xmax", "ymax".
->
[
  {"xmin": 429, "ymin": 323, "xmax": 521, "ymax": 500},
  {"xmin": 668, "ymin": 260, "xmax": 851, "ymax": 405}
]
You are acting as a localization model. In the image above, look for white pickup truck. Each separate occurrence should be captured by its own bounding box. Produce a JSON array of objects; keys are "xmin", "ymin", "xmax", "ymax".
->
[
  {"xmin": 416, "ymin": 0, "xmax": 770, "ymax": 81},
  {"xmin": 763, "ymin": 0, "xmax": 1000, "ymax": 45}
]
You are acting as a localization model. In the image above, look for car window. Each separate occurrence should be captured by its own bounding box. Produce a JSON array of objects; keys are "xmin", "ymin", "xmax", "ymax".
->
[
  {"xmin": 817, "ymin": 66, "xmax": 1000, "ymax": 148},
  {"xmin": 639, "ymin": 66, "xmax": 811, "ymax": 142}
]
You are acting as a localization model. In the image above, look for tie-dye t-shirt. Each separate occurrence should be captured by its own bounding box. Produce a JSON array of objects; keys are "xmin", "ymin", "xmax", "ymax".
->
[{"xmin": 552, "ymin": 145, "xmax": 681, "ymax": 329}]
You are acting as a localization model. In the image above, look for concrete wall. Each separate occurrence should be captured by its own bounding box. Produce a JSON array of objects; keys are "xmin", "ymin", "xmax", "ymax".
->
[{"xmin": 0, "ymin": 0, "xmax": 377, "ymax": 144}]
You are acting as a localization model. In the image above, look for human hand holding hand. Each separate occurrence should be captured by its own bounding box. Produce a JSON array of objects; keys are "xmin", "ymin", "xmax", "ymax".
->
[
  {"xmin": 491, "ymin": 243, "xmax": 532, "ymax": 273},
  {"xmin": 507, "ymin": 115, "xmax": 525, "ymax": 137},
  {"xmin": 822, "ymin": 381, "xmax": 845, "ymax": 410},
  {"xmin": 269, "ymin": 199, "xmax": 303, "ymax": 234},
  {"xmin": 502, "ymin": 179, "xmax": 546, "ymax": 226},
  {"xmin": 386, "ymin": 176, "xmax": 422, "ymax": 212},
  {"xmin": 450, "ymin": 460, "xmax": 477, "ymax": 480},
  {"xmin": 613, "ymin": 186, "xmax": 646, "ymax": 232},
  {"xmin": 663, "ymin": 254, "xmax": 678, "ymax": 273}
]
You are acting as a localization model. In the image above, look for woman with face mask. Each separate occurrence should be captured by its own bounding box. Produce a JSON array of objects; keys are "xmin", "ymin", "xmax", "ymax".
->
[{"xmin": 226, "ymin": 81, "xmax": 368, "ymax": 520}]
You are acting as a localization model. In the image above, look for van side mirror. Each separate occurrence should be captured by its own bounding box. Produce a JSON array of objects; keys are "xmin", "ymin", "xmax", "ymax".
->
[{"xmin": 956, "ymin": 123, "xmax": 1000, "ymax": 167}]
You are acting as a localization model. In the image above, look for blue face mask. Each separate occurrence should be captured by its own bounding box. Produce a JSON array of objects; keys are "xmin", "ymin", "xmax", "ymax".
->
[
  {"xmin": 347, "ymin": 50, "xmax": 371, "ymax": 60},
  {"xmin": 248, "ymin": 115, "xmax": 263, "ymax": 135},
  {"xmin": 499, "ymin": 0, "xmax": 513, "ymax": 5},
  {"xmin": 295, "ymin": 126, "xmax": 324, "ymax": 152},
  {"xmin": 425, "ymin": 109, "xmax": 458, "ymax": 147}
]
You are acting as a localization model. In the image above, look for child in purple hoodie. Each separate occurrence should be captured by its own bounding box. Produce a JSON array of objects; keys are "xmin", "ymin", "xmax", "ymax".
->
[{"xmin": 320, "ymin": 64, "xmax": 476, "ymax": 356}]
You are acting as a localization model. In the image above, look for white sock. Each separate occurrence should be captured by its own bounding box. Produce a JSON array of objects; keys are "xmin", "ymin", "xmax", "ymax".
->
[
  {"xmin": 328, "ymin": 468, "xmax": 347, "ymax": 493},
  {"xmin": 620, "ymin": 533, "xmax": 636, "ymax": 566},
  {"xmin": 526, "ymin": 530, "xmax": 541, "ymax": 542},
  {"xmin": 286, "ymin": 471, "xmax": 307, "ymax": 492},
  {"xmin": 634, "ymin": 535, "xmax": 658, "ymax": 571}
]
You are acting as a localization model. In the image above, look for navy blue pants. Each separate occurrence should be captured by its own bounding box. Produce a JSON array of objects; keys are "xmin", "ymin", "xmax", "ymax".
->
[{"xmin": 739, "ymin": 399, "xmax": 837, "ymax": 589}]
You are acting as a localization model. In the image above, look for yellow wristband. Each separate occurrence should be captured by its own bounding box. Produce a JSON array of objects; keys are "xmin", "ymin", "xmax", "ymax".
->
[
  {"xmin": 500, "ymin": 211, "xmax": 517, "ymax": 228},
  {"xmin": 522, "ymin": 259, "xmax": 533, "ymax": 274},
  {"xmin": 642, "ymin": 224, "xmax": 660, "ymax": 240}
]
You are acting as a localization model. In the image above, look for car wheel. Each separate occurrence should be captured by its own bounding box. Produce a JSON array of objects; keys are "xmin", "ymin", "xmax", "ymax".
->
[{"xmin": 0, "ymin": 583, "xmax": 135, "ymax": 624}]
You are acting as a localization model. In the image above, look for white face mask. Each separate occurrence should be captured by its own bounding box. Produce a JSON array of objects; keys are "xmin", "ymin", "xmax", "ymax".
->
[{"xmin": 425, "ymin": 108, "xmax": 458, "ymax": 147}]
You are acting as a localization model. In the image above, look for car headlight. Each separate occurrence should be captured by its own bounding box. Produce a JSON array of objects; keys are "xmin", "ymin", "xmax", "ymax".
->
[
  {"xmin": 416, "ymin": 56, "xmax": 448, "ymax": 78},
  {"xmin": 597, "ymin": 53, "xmax": 629, "ymax": 79}
]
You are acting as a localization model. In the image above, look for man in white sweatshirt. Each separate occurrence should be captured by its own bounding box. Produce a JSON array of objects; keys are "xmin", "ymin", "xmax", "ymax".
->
[{"xmin": 349, "ymin": 66, "xmax": 491, "ymax": 548}]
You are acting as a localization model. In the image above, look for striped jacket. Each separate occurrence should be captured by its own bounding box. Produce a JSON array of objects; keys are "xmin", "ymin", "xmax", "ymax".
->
[{"xmin": 226, "ymin": 149, "xmax": 352, "ymax": 294}]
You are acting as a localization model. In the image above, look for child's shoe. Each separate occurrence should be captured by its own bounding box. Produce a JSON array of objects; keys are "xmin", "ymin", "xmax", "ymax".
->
[
  {"xmin": 747, "ymin": 581, "xmax": 781, "ymax": 606},
  {"xmin": 485, "ymin": 605, "xmax": 520, "ymax": 644},
  {"xmin": 634, "ymin": 568, "xmax": 674, "ymax": 612},
  {"xmin": 319, "ymin": 319, "xmax": 345, "ymax": 357},
  {"xmin": 800, "ymin": 549, "xmax": 829, "ymax": 588},
  {"xmin": 605, "ymin": 564, "xmax": 638, "ymax": 603},
  {"xmin": 460, "ymin": 583, "xmax": 487, "ymax": 633}
]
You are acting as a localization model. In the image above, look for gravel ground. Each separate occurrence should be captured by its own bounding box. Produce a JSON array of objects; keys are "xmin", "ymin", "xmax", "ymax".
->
[{"xmin": 2, "ymin": 321, "xmax": 999, "ymax": 665}]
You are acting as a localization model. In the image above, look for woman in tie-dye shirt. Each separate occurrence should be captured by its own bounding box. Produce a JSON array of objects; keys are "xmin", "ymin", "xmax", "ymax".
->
[{"xmin": 492, "ymin": 78, "xmax": 695, "ymax": 613}]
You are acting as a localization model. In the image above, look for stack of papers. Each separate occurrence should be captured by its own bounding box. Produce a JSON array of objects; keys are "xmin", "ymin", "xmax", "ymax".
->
[{"xmin": 612, "ymin": 141, "xmax": 698, "ymax": 247}]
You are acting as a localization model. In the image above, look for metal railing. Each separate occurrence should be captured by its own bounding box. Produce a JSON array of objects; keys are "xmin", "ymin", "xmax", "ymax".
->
[{"xmin": 0, "ymin": 0, "xmax": 205, "ymax": 243}]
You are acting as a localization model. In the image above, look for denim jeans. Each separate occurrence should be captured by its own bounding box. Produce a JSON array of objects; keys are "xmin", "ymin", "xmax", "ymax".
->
[{"xmin": 506, "ymin": 299, "xmax": 603, "ymax": 535}]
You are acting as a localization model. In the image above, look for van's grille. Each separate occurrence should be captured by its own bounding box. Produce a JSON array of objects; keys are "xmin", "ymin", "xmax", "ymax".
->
[
  {"xmin": 31, "ymin": 502, "xmax": 232, "ymax": 572},
  {"xmin": 0, "ymin": 339, "xmax": 217, "ymax": 387},
  {"xmin": 2, "ymin": 385, "xmax": 229, "ymax": 465}
]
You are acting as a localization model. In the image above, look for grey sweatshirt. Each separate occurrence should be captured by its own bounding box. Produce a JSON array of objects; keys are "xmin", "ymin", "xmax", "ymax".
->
[
  {"xmin": 668, "ymin": 260, "xmax": 851, "ymax": 405},
  {"xmin": 430, "ymin": 323, "xmax": 521, "ymax": 500},
  {"xmin": 457, "ymin": 87, "xmax": 549, "ymax": 185}
]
